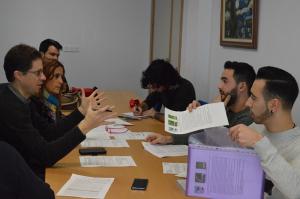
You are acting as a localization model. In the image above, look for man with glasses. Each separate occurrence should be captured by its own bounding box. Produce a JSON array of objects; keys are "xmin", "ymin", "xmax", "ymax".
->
[{"xmin": 0, "ymin": 44, "xmax": 115, "ymax": 180}]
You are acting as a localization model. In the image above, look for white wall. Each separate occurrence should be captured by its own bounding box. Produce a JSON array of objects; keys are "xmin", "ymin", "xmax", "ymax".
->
[
  {"xmin": 0, "ymin": 0, "xmax": 151, "ymax": 97},
  {"xmin": 182, "ymin": 0, "xmax": 300, "ymax": 124},
  {"xmin": 181, "ymin": 0, "xmax": 212, "ymax": 101},
  {"xmin": 153, "ymin": 0, "xmax": 172, "ymax": 60}
]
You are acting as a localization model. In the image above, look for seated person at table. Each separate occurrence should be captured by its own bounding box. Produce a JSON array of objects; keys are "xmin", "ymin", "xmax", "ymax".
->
[
  {"xmin": 146, "ymin": 61, "xmax": 255, "ymax": 144},
  {"xmin": 134, "ymin": 59, "xmax": 196, "ymax": 122},
  {"xmin": 31, "ymin": 58, "xmax": 65, "ymax": 123},
  {"xmin": 0, "ymin": 44, "xmax": 115, "ymax": 180},
  {"xmin": 39, "ymin": 38, "xmax": 69, "ymax": 93},
  {"xmin": 229, "ymin": 66, "xmax": 300, "ymax": 199},
  {"xmin": 0, "ymin": 141, "xmax": 54, "ymax": 199}
]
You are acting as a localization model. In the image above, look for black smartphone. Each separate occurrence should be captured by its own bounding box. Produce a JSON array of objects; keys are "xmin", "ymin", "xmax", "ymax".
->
[
  {"xmin": 79, "ymin": 147, "xmax": 107, "ymax": 155},
  {"xmin": 131, "ymin": 178, "xmax": 148, "ymax": 191}
]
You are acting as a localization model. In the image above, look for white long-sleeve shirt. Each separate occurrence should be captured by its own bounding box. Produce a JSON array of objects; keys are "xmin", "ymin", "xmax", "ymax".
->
[{"xmin": 250, "ymin": 123, "xmax": 300, "ymax": 199}]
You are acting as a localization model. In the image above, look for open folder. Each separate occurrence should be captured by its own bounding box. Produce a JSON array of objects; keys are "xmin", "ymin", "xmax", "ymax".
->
[{"xmin": 186, "ymin": 144, "xmax": 264, "ymax": 199}]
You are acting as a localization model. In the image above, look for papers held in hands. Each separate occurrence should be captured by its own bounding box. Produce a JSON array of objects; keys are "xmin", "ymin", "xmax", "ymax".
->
[{"xmin": 165, "ymin": 102, "xmax": 229, "ymax": 134}]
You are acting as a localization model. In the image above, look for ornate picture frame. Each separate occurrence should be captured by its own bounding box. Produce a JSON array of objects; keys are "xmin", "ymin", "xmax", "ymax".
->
[{"xmin": 220, "ymin": 0, "xmax": 258, "ymax": 49}]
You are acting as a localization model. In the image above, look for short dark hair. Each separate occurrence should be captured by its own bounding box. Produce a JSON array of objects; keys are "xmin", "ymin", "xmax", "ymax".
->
[
  {"xmin": 224, "ymin": 61, "xmax": 256, "ymax": 95},
  {"xmin": 3, "ymin": 44, "xmax": 42, "ymax": 82},
  {"xmin": 39, "ymin": 39, "xmax": 62, "ymax": 53},
  {"xmin": 141, "ymin": 59, "xmax": 181, "ymax": 89},
  {"xmin": 256, "ymin": 66, "xmax": 299, "ymax": 110}
]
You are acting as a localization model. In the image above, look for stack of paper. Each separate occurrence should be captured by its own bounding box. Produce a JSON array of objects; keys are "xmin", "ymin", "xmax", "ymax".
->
[
  {"xmin": 142, "ymin": 142, "xmax": 188, "ymax": 158},
  {"xmin": 80, "ymin": 156, "xmax": 137, "ymax": 167},
  {"xmin": 57, "ymin": 174, "xmax": 114, "ymax": 199},
  {"xmin": 162, "ymin": 162, "xmax": 187, "ymax": 178}
]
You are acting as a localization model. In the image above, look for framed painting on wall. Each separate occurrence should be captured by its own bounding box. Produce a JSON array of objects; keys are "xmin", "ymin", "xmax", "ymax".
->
[{"xmin": 220, "ymin": 0, "xmax": 258, "ymax": 49}]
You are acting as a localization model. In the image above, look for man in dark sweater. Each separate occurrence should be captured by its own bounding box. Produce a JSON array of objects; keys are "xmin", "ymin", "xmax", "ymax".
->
[
  {"xmin": 134, "ymin": 59, "xmax": 196, "ymax": 122},
  {"xmin": 0, "ymin": 44, "xmax": 115, "ymax": 180},
  {"xmin": 0, "ymin": 141, "xmax": 54, "ymax": 199}
]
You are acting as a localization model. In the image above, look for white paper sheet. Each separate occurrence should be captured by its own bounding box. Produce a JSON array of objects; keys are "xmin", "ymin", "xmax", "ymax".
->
[
  {"xmin": 162, "ymin": 162, "xmax": 187, "ymax": 178},
  {"xmin": 111, "ymin": 132, "xmax": 152, "ymax": 140},
  {"xmin": 57, "ymin": 174, "xmax": 114, "ymax": 199},
  {"xmin": 86, "ymin": 125, "xmax": 111, "ymax": 139},
  {"xmin": 176, "ymin": 179, "xmax": 186, "ymax": 192},
  {"xmin": 105, "ymin": 118, "xmax": 133, "ymax": 126},
  {"xmin": 175, "ymin": 172, "xmax": 187, "ymax": 178},
  {"xmin": 81, "ymin": 139, "xmax": 129, "ymax": 147},
  {"xmin": 80, "ymin": 156, "xmax": 137, "ymax": 167},
  {"xmin": 165, "ymin": 102, "xmax": 229, "ymax": 134},
  {"xmin": 142, "ymin": 142, "xmax": 188, "ymax": 158}
]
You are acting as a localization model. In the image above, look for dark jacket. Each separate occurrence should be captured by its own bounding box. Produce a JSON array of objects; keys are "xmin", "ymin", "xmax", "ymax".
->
[
  {"xmin": 0, "ymin": 141, "xmax": 54, "ymax": 199},
  {"xmin": 0, "ymin": 84, "xmax": 85, "ymax": 180}
]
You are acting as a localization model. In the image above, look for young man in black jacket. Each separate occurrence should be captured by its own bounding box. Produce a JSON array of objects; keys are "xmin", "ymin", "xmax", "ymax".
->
[
  {"xmin": 134, "ymin": 59, "xmax": 196, "ymax": 122},
  {"xmin": 0, "ymin": 44, "xmax": 115, "ymax": 180}
]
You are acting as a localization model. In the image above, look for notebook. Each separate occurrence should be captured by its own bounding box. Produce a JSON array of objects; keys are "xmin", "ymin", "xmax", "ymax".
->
[{"xmin": 186, "ymin": 144, "xmax": 264, "ymax": 199}]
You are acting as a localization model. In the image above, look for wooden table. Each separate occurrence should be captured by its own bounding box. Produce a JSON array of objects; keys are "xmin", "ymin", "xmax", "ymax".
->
[{"xmin": 46, "ymin": 91, "xmax": 199, "ymax": 199}]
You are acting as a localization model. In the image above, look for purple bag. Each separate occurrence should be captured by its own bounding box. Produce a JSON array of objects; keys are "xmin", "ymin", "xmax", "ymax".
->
[{"xmin": 186, "ymin": 144, "xmax": 264, "ymax": 199}]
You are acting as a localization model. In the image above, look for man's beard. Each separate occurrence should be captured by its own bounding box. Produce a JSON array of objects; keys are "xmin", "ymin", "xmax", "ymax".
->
[
  {"xmin": 251, "ymin": 107, "xmax": 272, "ymax": 124},
  {"xmin": 219, "ymin": 87, "xmax": 238, "ymax": 107}
]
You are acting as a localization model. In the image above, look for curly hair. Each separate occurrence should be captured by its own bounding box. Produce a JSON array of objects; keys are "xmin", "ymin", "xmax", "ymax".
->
[{"xmin": 141, "ymin": 59, "xmax": 181, "ymax": 89}]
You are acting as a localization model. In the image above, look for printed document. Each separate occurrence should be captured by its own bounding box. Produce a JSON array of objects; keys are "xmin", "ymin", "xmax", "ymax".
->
[
  {"xmin": 142, "ymin": 142, "xmax": 188, "ymax": 158},
  {"xmin": 57, "ymin": 174, "xmax": 114, "ymax": 199},
  {"xmin": 80, "ymin": 156, "xmax": 136, "ymax": 167},
  {"xmin": 165, "ymin": 102, "xmax": 228, "ymax": 134},
  {"xmin": 163, "ymin": 162, "xmax": 187, "ymax": 178},
  {"xmin": 111, "ymin": 132, "xmax": 152, "ymax": 140}
]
